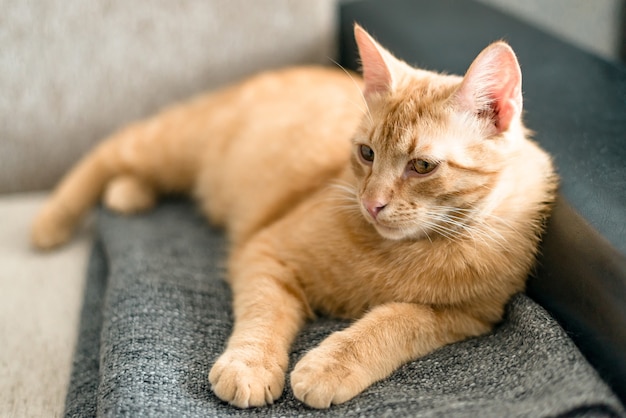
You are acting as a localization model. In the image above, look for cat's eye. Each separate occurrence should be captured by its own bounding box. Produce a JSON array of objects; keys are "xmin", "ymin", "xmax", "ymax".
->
[
  {"xmin": 411, "ymin": 159, "xmax": 438, "ymax": 175},
  {"xmin": 359, "ymin": 145, "xmax": 375, "ymax": 163}
]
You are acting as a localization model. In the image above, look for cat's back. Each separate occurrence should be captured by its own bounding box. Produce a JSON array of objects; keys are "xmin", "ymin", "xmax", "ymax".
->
[{"xmin": 195, "ymin": 66, "xmax": 366, "ymax": 245}]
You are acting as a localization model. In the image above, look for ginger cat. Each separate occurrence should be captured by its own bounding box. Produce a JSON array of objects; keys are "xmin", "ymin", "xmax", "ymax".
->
[{"xmin": 31, "ymin": 25, "xmax": 557, "ymax": 409}]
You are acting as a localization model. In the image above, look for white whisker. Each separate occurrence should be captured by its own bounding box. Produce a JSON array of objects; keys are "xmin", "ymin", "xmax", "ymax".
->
[
  {"xmin": 409, "ymin": 203, "xmax": 517, "ymax": 250},
  {"xmin": 324, "ymin": 181, "xmax": 362, "ymax": 218},
  {"xmin": 328, "ymin": 57, "xmax": 373, "ymax": 125},
  {"xmin": 329, "ymin": 184, "xmax": 357, "ymax": 197},
  {"xmin": 419, "ymin": 217, "xmax": 461, "ymax": 242}
]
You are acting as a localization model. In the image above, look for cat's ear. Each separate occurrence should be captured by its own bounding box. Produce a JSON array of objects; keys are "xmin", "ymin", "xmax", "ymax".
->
[
  {"xmin": 455, "ymin": 42, "xmax": 523, "ymax": 134},
  {"xmin": 354, "ymin": 24, "xmax": 401, "ymax": 99}
]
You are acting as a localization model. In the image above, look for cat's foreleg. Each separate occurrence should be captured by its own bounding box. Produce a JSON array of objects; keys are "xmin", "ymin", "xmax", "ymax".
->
[
  {"xmin": 290, "ymin": 302, "xmax": 490, "ymax": 408},
  {"xmin": 209, "ymin": 249, "xmax": 310, "ymax": 408}
]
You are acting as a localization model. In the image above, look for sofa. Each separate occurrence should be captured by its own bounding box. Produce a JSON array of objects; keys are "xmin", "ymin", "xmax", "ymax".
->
[{"xmin": 2, "ymin": 1, "xmax": 625, "ymax": 417}]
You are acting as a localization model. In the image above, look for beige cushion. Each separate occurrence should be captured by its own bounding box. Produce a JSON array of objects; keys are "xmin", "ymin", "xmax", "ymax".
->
[
  {"xmin": 0, "ymin": 0, "xmax": 337, "ymax": 193},
  {"xmin": 0, "ymin": 192, "xmax": 92, "ymax": 416}
]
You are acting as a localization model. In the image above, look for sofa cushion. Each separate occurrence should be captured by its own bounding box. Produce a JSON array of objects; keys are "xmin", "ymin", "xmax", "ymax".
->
[
  {"xmin": 64, "ymin": 200, "xmax": 624, "ymax": 416},
  {"xmin": 0, "ymin": 192, "xmax": 92, "ymax": 417}
]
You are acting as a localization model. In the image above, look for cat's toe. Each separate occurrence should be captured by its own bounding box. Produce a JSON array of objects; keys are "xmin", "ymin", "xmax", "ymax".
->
[
  {"xmin": 291, "ymin": 347, "xmax": 367, "ymax": 409},
  {"xmin": 209, "ymin": 349, "xmax": 285, "ymax": 408}
]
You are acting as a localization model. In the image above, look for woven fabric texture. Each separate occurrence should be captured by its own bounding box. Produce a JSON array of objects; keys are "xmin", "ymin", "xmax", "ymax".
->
[{"xmin": 65, "ymin": 200, "xmax": 625, "ymax": 417}]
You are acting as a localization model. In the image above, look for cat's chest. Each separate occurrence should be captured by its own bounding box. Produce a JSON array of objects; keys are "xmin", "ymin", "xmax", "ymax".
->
[
  {"xmin": 275, "ymin": 193, "xmax": 459, "ymax": 317},
  {"xmin": 299, "ymin": 240, "xmax": 435, "ymax": 317}
]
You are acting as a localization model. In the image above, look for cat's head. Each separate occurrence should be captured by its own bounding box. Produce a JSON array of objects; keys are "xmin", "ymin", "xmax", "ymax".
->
[{"xmin": 350, "ymin": 25, "xmax": 525, "ymax": 241}]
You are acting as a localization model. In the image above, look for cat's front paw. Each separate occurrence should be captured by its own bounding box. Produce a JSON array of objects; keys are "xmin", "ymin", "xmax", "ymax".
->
[
  {"xmin": 290, "ymin": 337, "xmax": 370, "ymax": 409},
  {"xmin": 209, "ymin": 348, "xmax": 285, "ymax": 408}
]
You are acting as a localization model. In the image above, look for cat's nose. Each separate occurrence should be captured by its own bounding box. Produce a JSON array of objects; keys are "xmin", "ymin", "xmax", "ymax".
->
[{"xmin": 364, "ymin": 200, "xmax": 387, "ymax": 220}]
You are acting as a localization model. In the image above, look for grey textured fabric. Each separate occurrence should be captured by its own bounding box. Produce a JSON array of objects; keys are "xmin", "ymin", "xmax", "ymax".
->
[
  {"xmin": 65, "ymin": 200, "xmax": 625, "ymax": 417},
  {"xmin": 0, "ymin": 1, "xmax": 335, "ymax": 193}
]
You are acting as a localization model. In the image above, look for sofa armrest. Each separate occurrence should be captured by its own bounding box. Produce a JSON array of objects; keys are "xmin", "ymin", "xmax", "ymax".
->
[{"xmin": 339, "ymin": 0, "xmax": 626, "ymax": 404}]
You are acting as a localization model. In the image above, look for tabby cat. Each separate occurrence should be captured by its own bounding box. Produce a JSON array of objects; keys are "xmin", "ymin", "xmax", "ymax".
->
[{"xmin": 31, "ymin": 25, "xmax": 557, "ymax": 408}]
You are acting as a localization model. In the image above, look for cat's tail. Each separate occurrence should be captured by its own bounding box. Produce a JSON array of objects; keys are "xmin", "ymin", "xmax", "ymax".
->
[{"xmin": 31, "ymin": 120, "xmax": 199, "ymax": 250}]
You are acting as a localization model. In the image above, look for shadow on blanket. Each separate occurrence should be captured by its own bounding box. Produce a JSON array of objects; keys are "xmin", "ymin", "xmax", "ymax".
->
[{"xmin": 64, "ymin": 199, "xmax": 624, "ymax": 417}]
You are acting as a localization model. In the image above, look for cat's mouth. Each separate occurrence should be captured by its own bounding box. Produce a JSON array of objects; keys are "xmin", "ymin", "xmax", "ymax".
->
[
  {"xmin": 358, "ymin": 201, "xmax": 425, "ymax": 241},
  {"xmin": 358, "ymin": 204, "xmax": 411, "ymax": 240}
]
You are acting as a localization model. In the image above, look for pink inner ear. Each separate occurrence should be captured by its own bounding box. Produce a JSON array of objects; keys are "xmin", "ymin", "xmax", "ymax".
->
[
  {"xmin": 457, "ymin": 42, "xmax": 522, "ymax": 133},
  {"xmin": 354, "ymin": 25, "xmax": 392, "ymax": 98}
]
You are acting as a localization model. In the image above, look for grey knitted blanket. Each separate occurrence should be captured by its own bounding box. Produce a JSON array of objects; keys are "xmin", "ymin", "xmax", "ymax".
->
[{"xmin": 64, "ymin": 199, "xmax": 625, "ymax": 417}]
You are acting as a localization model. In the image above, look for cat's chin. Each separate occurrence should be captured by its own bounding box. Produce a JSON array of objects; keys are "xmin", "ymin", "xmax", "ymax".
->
[
  {"xmin": 371, "ymin": 221, "xmax": 436, "ymax": 242},
  {"xmin": 373, "ymin": 223, "xmax": 416, "ymax": 241}
]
